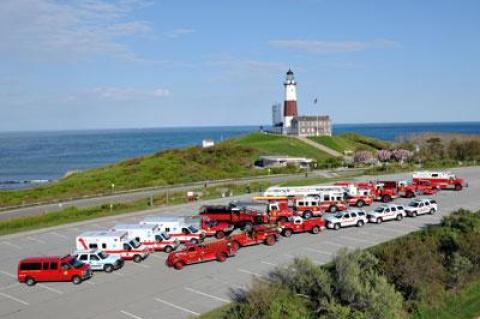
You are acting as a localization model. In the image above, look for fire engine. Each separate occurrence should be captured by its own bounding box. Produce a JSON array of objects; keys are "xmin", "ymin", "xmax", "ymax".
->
[
  {"xmin": 140, "ymin": 216, "xmax": 205, "ymax": 244},
  {"xmin": 199, "ymin": 203, "xmax": 268, "ymax": 230},
  {"xmin": 76, "ymin": 231, "xmax": 150, "ymax": 262},
  {"xmin": 110, "ymin": 224, "xmax": 180, "ymax": 253},
  {"xmin": 166, "ymin": 239, "xmax": 237, "ymax": 270},
  {"xmin": 412, "ymin": 171, "xmax": 467, "ymax": 191},
  {"xmin": 228, "ymin": 224, "xmax": 279, "ymax": 250},
  {"xmin": 334, "ymin": 182, "xmax": 374, "ymax": 207},
  {"xmin": 199, "ymin": 217, "xmax": 234, "ymax": 239},
  {"xmin": 277, "ymin": 216, "xmax": 326, "ymax": 237}
]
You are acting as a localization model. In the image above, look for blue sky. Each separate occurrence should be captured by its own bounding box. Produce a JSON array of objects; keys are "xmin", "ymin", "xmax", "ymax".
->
[{"xmin": 1, "ymin": 0, "xmax": 479, "ymax": 131}]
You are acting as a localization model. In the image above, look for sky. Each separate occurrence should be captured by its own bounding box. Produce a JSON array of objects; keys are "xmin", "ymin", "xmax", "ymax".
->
[{"xmin": 0, "ymin": 0, "xmax": 479, "ymax": 132}]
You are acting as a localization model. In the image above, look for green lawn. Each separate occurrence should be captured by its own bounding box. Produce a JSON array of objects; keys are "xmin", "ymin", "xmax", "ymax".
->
[
  {"xmin": 234, "ymin": 132, "xmax": 333, "ymax": 162},
  {"xmin": 309, "ymin": 133, "xmax": 391, "ymax": 153}
]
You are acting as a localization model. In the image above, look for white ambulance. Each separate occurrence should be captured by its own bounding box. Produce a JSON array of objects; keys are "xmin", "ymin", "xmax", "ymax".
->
[
  {"xmin": 76, "ymin": 231, "xmax": 149, "ymax": 262},
  {"xmin": 110, "ymin": 224, "xmax": 180, "ymax": 253},
  {"xmin": 140, "ymin": 216, "xmax": 206, "ymax": 244}
]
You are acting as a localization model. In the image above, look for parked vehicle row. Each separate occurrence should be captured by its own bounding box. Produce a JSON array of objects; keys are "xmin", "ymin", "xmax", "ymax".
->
[{"xmin": 17, "ymin": 170, "xmax": 462, "ymax": 282}]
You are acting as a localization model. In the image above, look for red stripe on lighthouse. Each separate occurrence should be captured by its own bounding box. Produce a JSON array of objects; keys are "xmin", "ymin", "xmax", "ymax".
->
[{"xmin": 284, "ymin": 100, "xmax": 298, "ymax": 117}]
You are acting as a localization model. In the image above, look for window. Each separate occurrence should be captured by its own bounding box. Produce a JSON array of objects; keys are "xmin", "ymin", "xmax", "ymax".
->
[
  {"xmin": 188, "ymin": 247, "xmax": 196, "ymax": 252},
  {"xmin": 89, "ymin": 243, "xmax": 98, "ymax": 249},
  {"xmin": 385, "ymin": 209, "xmax": 391, "ymax": 213},
  {"xmin": 165, "ymin": 227, "xmax": 170, "ymax": 233},
  {"xmin": 42, "ymin": 262, "xmax": 49, "ymax": 270},
  {"xmin": 61, "ymin": 263, "xmax": 70, "ymax": 270},
  {"xmin": 391, "ymin": 207, "xmax": 396, "ymax": 212},
  {"xmin": 343, "ymin": 214, "xmax": 350, "ymax": 219},
  {"xmin": 123, "ymin": 243, "xmax": 131, "ymax": 250},
  {"xmin": 20, "ymin": 263, "xmax": 42, "ymax": 271},
  {"xmin": 135, "ymin": 237, "xmax": 140, "ymax": 242},
  {"xmin": 432, "ymin": 174, "xmax": 438, "ymax": 177},
  {"xmin": 351, "ymin": 213, "xmax": 357, "ymax": 218},
  {"xmin": 78, "ymin": 255, "xmax": 88, "ymax": 261},
  {"xmin": 182, "ymin": 228, "xmax": 189, "ymax": 234},
  {"xmin": 298, "ymin": 201, "xmax": 304, "ymax": 206},
  {"xmin": 50, "ymin": 262, "xmax": 58, "ymax": 270},
  {"xmin": 419, "ymin": 203, "xmax": 424, "ymax": 207},
  {"xmin": 102, "ymin": 243, "xmax": 107, "ymax": 249},
  {"xmin": 358, "ymin": 212, "xmax": 365, "ymax": 216},
  {"xmin": 90, "ymin": 255, "xmax": 99, "ymax": 261}
]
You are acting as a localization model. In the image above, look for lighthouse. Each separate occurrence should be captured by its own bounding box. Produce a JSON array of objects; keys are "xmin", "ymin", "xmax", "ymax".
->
[{"xmin": 283, "ymin": 69, "xmax": 298, "ymax": 131}]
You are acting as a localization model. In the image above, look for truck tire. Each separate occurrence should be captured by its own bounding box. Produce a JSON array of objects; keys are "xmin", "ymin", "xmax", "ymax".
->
[
  {"xmin": 430, "ymin": 208, "xmax": 435, "ymax": 215},
  {"xmin": 396, "ymin": 214, "xmax": 403, "ymax": 221},
  {"xmin": 164, "ymin": 245, "xmax": 173, "ymax": 253},
  {"xmin": 334, "ymin": 223, "xmax": 341, "ymax": 230},
  {"xmin": 329, "ymin": 205, "xmax": 338, "ymax": 213},
  {"xmin": 406, "ymin": 191, "xmax": 415, "ymax": 198},
  {"xmin": 104, "ymin": 264, "xmax": 114, "ymax": 273},
  {"xmin": 216, "ymin": 252, "xmax": 227, "ymax": 262},
  {"xmin": 133, "ymin": 254, "xmax": 143, "ymax": 263},
  {"xmin": 174, "ymin": 261, "xmax": 185, "ymax": 270},
  {"xmin": 190, "ymin": 238, "xmax": 199, "ymax": 245},
  {"xmin": 412, "ymin": 211, "xmax": 418, "ymax": 217},
  {"xmin": 455, "ymin": 184, "xmax": 463, "ymax": 191},
  {"xmin": 356, "ymin": 220, "xmax": 364, "ymax": 227},
  {"xmin": 282, "ymin": 229, "xmax": 293, "ymax": 237},
  {"xmin": 356, "ymin": 200, "xmax": 365, "ymax": 208},
  {"xmin": 215, "ymin": 231, "xmax": 225, "ymax": 239},
  {"xmin": 72, "ymin": 275, "xmax": 82, "ymax": 285},
  {"xmin": 311, "ymin": 226, "xmax": 320, "ymax": 234},
  {"xmin": 232, "ymin": 241, "xmax": 241, "ymax": 251},
  {"xmin": 303, "ymin": 211, "xmax": 313, "ymax": 219},
  {"xmin": 376, "ymin": 217, "xmax": 383, "ymax": 224},
  {"xmin": 382, "ymin": 195, "xmax": 392, "ymax": 203},
  {"xmin": 264, "ymin": 235, "xmax": 276, "ymax": 246},
  {"xmin": 25, "ymin": 277, "xmax": 35, "ymax": 286}
]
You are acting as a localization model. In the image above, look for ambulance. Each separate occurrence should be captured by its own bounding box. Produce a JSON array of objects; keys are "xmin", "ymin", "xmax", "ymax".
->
[
  {"xmin": 140, "ymin": 216, "xmax": 206, "ymax": 244},
  {"xmin": 76, "ymin": 231, "xmax": 149, "ymax": 263},
  {"xmin": 110, "ymin": 224, "xmax": 180, "ymax": 253}
]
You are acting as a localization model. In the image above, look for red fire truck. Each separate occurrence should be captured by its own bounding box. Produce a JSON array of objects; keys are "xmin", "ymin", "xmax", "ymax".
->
[
  {"xmin": 228, "ymin": 225, "xmax": 279, "ymax": 250},
  {"xmin": 412, "ymin": 171, "xmax": 467, "ymax": 191}
]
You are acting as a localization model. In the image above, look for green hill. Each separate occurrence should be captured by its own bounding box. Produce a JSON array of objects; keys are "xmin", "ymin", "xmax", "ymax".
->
[
  {"xmin": 309, "ymin": 133, "xmax": 391, "ymax": 154},
  {"xmin": 0, "ymin": 132, "xmax": 334, "ymax": 208}
]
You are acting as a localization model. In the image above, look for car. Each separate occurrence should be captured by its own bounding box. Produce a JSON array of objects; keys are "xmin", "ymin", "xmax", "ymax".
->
[
  {"xmin": 73, "ymin": 250, "xmax": 124, "ymax": 273},
  {"xmin": 405, "ymin": 199, "xmax": 438, "ymax": 217},
  {"xmin": 17, "ymin": 255, "xmax": 92, "ymax": 286},
  {"xmin": 277, "ymin": 216, "xmax": 326, "ymax": 237},
  {"xmin": 323, "ymin": 210, "xmax": 368, "ymax": 230},
  {"xmin": 367, "ymin": 204, "xmax": 406, "ymax": 223}
]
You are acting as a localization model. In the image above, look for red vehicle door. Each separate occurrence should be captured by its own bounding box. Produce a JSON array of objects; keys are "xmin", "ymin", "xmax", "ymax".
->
[
  {"xmin": 186, "ymin": 246, "xmax": 201, "ymax": 263},
  {"xmin": 46, "ymin": 261, "xmax": 64, "ymax": 281}
]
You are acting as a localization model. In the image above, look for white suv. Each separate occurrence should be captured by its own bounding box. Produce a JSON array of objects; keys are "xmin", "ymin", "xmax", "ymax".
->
[
  {"xmin": 324, "ymin": 210, "xmax": 368, "ymax": 230},
  {"xmin": 367, "ymin": 204, "xmax": 406, "ymax": 223},
  {"xmin": 405, "ymin": 199, "xmax": 438, "ymax": 217}
]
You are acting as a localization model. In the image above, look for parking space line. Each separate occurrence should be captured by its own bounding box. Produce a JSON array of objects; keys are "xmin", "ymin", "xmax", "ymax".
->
[
  {"xmin": 0, "ymin": 292, "xmax": 29, "ymax": 306},
  {"xmin": 185, "ymin": 287, "xmax": 229, "ymax": 303},
  {"xmin": 0, "ymin": 270, "xmax": 16, "ymax": 279},
  {"xmin": 0, "ymin": 241, "xmax": 21, "ymax": 249},
  {"xmin": 48, "ymin": 231, "xmax": 69, "ymax": 239},
  {"xmin": 26, "ymin": 236, "xmax": 46, "ymax": 244},
  {"xmin": 238, "ymin": 268, "xmax": 268, "ymax": 281},
  {"xmin": 0, "ymin": 283, "xmax": 20, "ymax": 291},
  {"xmin": 120, "ymin": 310, "xmax": 144, "ymax": 319},
  {"xmin": 38, "ymin": 284, "xmax": 63, "ymax": 295},
  {"xmin": 261, "ymin": 261, "xmax": 277, "ymax": 266},
  {"xmin": 154, "ymin": 297, "xmax": 200, "ymax": 316},
  {"xmin": 303, "ymin": 247, "xmax": 333, "ymax": 256}
]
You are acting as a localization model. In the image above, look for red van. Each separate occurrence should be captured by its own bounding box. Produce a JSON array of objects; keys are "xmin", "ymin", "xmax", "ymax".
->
[{"xmin": 17, "ymin": 255, "xmax": 92, "ymax": 286}]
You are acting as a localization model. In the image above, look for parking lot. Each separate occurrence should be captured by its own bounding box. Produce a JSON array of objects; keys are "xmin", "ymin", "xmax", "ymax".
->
[{"xmin": 0, "ymin": 166, "xmax": 479, "ymax": 319}]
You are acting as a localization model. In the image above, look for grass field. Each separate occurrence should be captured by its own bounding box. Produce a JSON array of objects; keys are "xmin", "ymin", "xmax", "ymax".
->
[{"xmin": 309, "ymin": 133, "xmax": 391, "ymax": 153}]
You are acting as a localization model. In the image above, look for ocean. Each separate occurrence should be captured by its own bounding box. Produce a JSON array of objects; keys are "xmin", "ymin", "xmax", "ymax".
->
[{"xmin": 1, "ymin": 122, "xmax": 479, "ymax": 190}]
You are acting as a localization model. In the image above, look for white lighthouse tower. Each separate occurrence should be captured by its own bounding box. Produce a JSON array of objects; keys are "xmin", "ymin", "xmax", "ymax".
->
[{"xmin": 283, "ymin": 69, "xmax": 298, "ymax": 133}]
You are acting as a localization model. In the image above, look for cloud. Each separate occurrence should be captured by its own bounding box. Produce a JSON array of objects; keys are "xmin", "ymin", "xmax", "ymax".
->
[
  {"xmin": 269, "ymin": 39, "xmax": 399, "ymax": 54},
  {"xmin": 92, "ymin": 87, "xmax": 170, "ymax": 101},
  {"xmin": 0, "ymin": 0, "xmax": 153, "ymax": 62},
  {"xmin": 164, "ymin": 28, "xmax": 196, "ymax": 39}
]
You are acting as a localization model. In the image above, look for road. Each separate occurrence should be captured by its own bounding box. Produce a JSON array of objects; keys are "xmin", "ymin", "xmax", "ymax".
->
[
  {"xmin": 0, "ymin": 166, "xmax": 478, "ymax": 319},
  {"xmin": 0, "ymin": 169, "xmax": 347, "ymax": 221}
]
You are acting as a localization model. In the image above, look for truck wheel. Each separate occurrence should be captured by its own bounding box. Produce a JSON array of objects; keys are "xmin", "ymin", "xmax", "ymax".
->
[
  {"xmin": 382, "ymin": 195, "xmax": 391, "ymax": 203},
  {"xmin": 25, "ymin": 277, "xmax": 35, "ymax": 286},
  {"xmin": 455, "ymin": 184, "xmax": 463, "ymax": 191},
  {"xmin": 356, "ymin": 200, "xmax": 365, "ymax": 208},
  {"xmin": 104, "ymin": 264, "xmax": 114, "ymax": 273},
  {"xmin": 334, "ymin": 223, "xmax": 341, "ymax": 230},
  {"xmin": 190, "ymin": 238, "xmax": 199, "ymax": 245},
  {"xmin": 396, "ymin": 214, "xmax": 403, "ymax": 221},
  {"xmin": 356, "ymin": 220, "xmax": 364, "ymax": 227},
  {"xmin": 430, "ymin": 209, "xmax": 435, "ymax": 215},
  {"xmin": 174, "ymin": 261, "xmax": 185, "ymax": 270},
  {"xmin": 133, "ymin": 254, "xmax": 142, "ymax": 263},
  {"xmin": 282, "ymin": 229, "xmax": 293, "ymax": 237},
  {"xmin": 412, "ymin": 211, "xmax": 418, "ymax": 217},
  {"xmin": 329, "ymin": 205, "xmax": 338, "ymax": 213},
  {"xmin": 215, "ymin": 231, "xmax": 225, "ymax": 239},
  {"xmin": 303, "ymin": 211, "xmax": 313, "ymax": 219},
  {"xmin": 264, "ymin": 235, "xmax": 276, "ymax": 246},
  {"xmin": 232, "ymin": 241, "xmax": 241, "ymax": 251},
  {"xmin": 72, "ymin": 275, "xmax": 82, "ymax": 285},
  {"xmin": 311, "ymin": 226, "xmax": 320, "ymax": 234},
  {"xmin": 376, "ymin": 218, "xmax": 383, "ymax": 224},
  {"xmin": 216, "ymin": 252, "xmax": 227, "ymax": 262},
  {"xmin": 406, "ymin": 191, "xmax": 415, "ymax": 198},
  {"xmin": 164, "ymin": 245, "xmax": 173, "ymax": 253}
]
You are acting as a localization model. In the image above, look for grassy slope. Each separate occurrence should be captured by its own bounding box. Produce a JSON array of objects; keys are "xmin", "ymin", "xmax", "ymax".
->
[
  {"xmin": 309, "ymin": 133, "xmax": 391, "ymax": 153},
  {"xmin": 234, "ymin": 132, "xmax": 333, "ymax": 161},
  {"xmin": 0, "ymin": 132, "xmax": 333, "ymax": 208}
]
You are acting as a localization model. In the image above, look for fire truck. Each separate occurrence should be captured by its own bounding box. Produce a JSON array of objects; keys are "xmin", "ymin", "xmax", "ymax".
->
[
  {"xmin": 277, "ymin": 216, "xmax": 326, "ymax": 237},
  {"xmin": 334, "ymin": 182, "xmax": 374, "ymax": 207},
  {"xmin": 412, "ymin": 171, "xmax": 467, "ymax": 191},
  {"xmin": 199, "ymin": 217, "xmax": 235, "ymax": 239},
  {"xmin": 228, "ymin": 224, "xmax": 279, "ymax": 250}
]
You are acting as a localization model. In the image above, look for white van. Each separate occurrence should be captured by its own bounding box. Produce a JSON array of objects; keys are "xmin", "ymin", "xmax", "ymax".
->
[
  {"xmin": 76, "ymin": 231, "xmax": 149, "ymax": 262},
  {"xmin": 110, "ymin": 224, "xmax": 180, "ymax": 253}
]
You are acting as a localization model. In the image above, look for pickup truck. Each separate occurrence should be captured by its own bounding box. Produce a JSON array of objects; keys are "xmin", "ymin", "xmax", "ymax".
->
[
  {"xmin": 200, "ymin": 217, "xmax": 234, "ymax": 239},
  {"xmin": 228, "ymin": 225, "xmax": 279, "ymax": 250},
  {"xmin": 166, "ymin": 239, "xmax": 237, "ymax": 270},
  {"xmin": 277, "ymin": 216, "xmax": 326, "ymax": 237}
]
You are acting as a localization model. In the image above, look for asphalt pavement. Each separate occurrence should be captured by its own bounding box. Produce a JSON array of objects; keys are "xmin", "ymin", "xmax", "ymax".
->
[{"xmin": 0, "ymin": 166, "xmax": 478, "ymax": 319}]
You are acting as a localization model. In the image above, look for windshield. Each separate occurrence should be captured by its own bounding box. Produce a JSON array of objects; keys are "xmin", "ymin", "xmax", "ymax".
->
[
  {"xmin": 98, "ymin": 251, "xmax": 109, "ymax": 259},
  {"xmin": 162, "ymin": 233, "xmax": 171, "ymax": 240},
  {"xmin": 334, "ymin": 213, "xmax": 343, "ymax": 219},
  {"xmin": 374, "ymin": 207, "xmax": 385, "ymax": 213},
  {"xmin": 71, "ymin": 258, "xmax": 84, "ymax": 268},
  {"xmin": 129, "ymin": 239, "xmax": 141, "ymax": 248},
  {"xmin": 188, "ymin": 225, "xmax": 199, "ymax": 233},
  {"xmin": 409, "ymin": 202, "xmax": 419, "ymax": 207}
]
